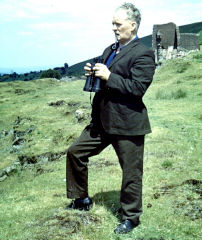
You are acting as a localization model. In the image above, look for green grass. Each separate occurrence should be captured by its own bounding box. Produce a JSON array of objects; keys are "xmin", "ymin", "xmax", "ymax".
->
[{"xmin": 0, "ymin": 51, "xmax": 202, "ymax": 239}]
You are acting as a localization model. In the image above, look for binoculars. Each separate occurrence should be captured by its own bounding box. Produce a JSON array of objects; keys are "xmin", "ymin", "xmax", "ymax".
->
[{"xmin": 83, "ymin": 58, "xmax": 103, "ymax": 92}]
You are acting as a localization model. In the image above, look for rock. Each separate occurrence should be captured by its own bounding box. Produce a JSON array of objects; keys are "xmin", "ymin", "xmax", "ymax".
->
[
  {"xmin": 0, "ymin": 175, "xmax": 7, "ymax": 182},
  {"xmin": 4, "ymin": 164, "xmax": 18, "ymax": 176},
  {"xmin": 75, "ymin": 109, "xmax": 87, "ymax": 123}
]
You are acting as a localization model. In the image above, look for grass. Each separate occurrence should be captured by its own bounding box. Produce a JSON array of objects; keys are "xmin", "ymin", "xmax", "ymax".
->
[{"xmin": 0, "ymin": 51, "xmax": 202, "ymax": 240}]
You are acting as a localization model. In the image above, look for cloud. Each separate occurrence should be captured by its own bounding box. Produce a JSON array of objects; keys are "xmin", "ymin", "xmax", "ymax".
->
[
  {"xmin": 0, "ymin": 0, "xmax": 201, "ymax": 69},
  {"xmin": 0, "ymin": 0, "xmax": 38, "ymax": 21},
  {"xmin": 18, "ymin": 31, "xmax": 34, "ymax": 36},
  {"xmin": 1, "ymin": 0, "xmax": 201, "ymax": 24},
  {"xmin": 30, "ymin": 21, "xmax": 81, "ymax": 31}
]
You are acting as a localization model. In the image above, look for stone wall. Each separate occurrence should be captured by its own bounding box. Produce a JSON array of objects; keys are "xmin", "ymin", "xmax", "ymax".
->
[
  {"xmin": 179, "ymin": 33, "xmax": 200, "ymax": 51},
  {"xmin": 152, "ymin": 22, "xmax": 200, "ymax": 65},
  {"xmin": 152, "ymin": 22, "xmax": 180, "ymax": 50}
]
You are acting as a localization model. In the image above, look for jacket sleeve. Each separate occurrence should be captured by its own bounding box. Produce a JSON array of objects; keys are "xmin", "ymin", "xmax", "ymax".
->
[{"xmin": 105, "ymin": 49, "xmax": 156, "ymax": 97}]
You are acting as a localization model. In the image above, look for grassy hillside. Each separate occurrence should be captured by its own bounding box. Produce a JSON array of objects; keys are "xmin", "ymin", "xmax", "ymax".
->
[{"xmin": 0, "ymin": 50, "xmax": 202, "ymax": 240}]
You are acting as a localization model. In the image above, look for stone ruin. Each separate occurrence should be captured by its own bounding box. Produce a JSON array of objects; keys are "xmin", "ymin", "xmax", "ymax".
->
[{"xmin": 152, "ymin": 22, "xmax": 200, "ymax": 65}]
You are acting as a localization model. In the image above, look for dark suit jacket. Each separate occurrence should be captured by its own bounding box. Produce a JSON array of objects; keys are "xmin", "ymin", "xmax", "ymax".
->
[{"xmin": 91, "ymin": 39, "xmax": 155, "ymax": 135}]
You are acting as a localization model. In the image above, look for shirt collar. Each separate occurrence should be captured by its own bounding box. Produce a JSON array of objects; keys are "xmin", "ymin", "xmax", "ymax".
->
[{"xmin": 119, "ymin": 35, "xmax": 139, "ymax": 50}]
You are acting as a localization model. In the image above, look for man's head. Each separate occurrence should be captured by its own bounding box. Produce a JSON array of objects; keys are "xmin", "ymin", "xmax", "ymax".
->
[{"xmin": 112, "ymin": 3, "xmax": 141, "ymax": 45}]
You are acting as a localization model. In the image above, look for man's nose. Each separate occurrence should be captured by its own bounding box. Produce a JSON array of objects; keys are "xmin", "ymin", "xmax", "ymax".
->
[{"xmin": 112, "ymin": 24, "xmax": 117, "ymax": 31}]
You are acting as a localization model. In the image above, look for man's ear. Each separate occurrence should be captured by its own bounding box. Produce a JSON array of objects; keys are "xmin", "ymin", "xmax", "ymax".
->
[{"xmin": 131, "ymin": 22, "xmax": 137, "ymax": 32}]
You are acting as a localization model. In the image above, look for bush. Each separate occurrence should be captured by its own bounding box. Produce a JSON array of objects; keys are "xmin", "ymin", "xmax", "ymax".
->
[
  {"xmin": 199, "ymin": 30, "xmax": 202, "ymax": 45},
  {"xmin": 40, "ymin": 69, "xmax": 62, "ymax": 80}
]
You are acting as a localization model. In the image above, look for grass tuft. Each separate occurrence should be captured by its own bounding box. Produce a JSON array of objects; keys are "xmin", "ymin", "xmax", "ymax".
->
[
  {"xmin": 155, "ymin": 88, "xmax": 187, "ymax": 99},
  {"xmin": 161, "ymin": 160, "xmax": 173, "ymax": 169},
  {"xmin": 171, "ymin": 89, "xmax": 187, "ymax": 99}
]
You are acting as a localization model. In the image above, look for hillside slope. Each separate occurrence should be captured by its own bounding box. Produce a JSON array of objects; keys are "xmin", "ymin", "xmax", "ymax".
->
[{"xmin": 0, "ymin": 50, "xmax": 202, "ymax": 240}]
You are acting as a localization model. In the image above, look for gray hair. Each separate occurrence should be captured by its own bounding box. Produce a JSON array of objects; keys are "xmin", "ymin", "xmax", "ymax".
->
[{"xmin": 117, "ymin": 2, "xmax": 141, "ymax": 31}]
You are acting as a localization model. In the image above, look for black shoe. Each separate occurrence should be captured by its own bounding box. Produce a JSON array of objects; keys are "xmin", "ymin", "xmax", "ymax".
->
[
  {"xmin": 114, "ymin": 219, "xmax": 139, "ymax": 234},
  {"xmin": 117, "ymin": 207, "xmax": 123, "ymax": 214},
  {"xmin": 66, "ymin": 197, "xmax": 93, "ymax": 211}
]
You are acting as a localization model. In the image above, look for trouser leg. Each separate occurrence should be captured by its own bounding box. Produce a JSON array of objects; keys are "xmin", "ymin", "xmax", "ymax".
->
[
  {"xmin": 66, "ymin": 125, "xmax": 109, "ymax": 199},
  {"xmin": 112, "ymin": 135, "xmax": 145, "ymax": 224}
]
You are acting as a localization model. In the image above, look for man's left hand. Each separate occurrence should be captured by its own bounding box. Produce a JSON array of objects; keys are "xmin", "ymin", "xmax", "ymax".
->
[{"xmin": 93, "ymin": 63, "xmax": 111, "ymax": 81}]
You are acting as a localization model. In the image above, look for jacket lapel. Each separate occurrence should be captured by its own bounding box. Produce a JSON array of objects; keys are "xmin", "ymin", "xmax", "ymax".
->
[{"xmin": 102, "ymin": 46, "xmax": 113, "ymax": 63}]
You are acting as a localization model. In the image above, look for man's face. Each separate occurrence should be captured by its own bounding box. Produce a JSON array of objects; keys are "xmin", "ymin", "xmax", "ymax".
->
[{"xmin": 112, "ymin": 9, "xmax": 136, "ymax": 45}]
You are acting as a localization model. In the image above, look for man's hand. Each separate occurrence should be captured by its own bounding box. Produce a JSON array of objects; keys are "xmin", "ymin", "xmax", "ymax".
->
[
  {"xmin": 84, "ymin": 63, "xmax": 93, "ymax": 76},
  {"xmin": 93, "ymin": 63, "xmax": 111, "ymax": 81}
]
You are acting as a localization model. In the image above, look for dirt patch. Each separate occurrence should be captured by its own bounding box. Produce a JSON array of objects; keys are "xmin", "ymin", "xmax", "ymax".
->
[
  {"xmin": 34, "ymin": 208, "xmax": 101, "ymax": 239},
  {"xmin": 48, "ymin": 100, "xmax": 67, "ymax": 107},
  {"xmin": 175, "ymin": 200, "xmax": 201, "ymax": 220},
  {"xmin": 67, "ymin": 101, "xmax": 81, "ymax": 108},
  {"xmin": 34, "ymin": 165, "xmax": 54, "ymax": 176},
  {"xmin": 11, "ymin": 125, "xmax": 35, "ymax": 152},
  {"xmin": 155, "ymin": 179, "xmax": 202, "ymax": 196},
  {"xmin": 18, "ymin": 150, "xmax": 66, "ymax": 166},
  {"xmin": 47, "ymin": 100, "xmax": 81, "ymax": 108},
  {"xmin": 52, "ymin": 210, "xmax": 101, "ymax": 231},
  {"xmin": 153, "ymin": 179, "xmax": 202, "ymax": 220},
  {"xmin": 14, "ymin": 88, "xmax": 34, "ymax": 95},
  {"xmin": 88, "ymin": 158, "xmax": 117, "ymax": 168},
  {"xmin": 53, "ymin": 193, "xmax": 66, "ymax": 198}
]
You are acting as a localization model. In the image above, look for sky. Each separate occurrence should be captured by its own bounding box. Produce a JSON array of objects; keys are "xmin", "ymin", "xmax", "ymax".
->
[{"xmin": 0, "ymin": 0, "xmax": 201, "ymax": 73}]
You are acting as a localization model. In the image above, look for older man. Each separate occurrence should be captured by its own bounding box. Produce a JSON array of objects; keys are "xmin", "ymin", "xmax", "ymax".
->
[{"xmin": 66, "ymin": 3, "xmax": 155, "ymax": 234}]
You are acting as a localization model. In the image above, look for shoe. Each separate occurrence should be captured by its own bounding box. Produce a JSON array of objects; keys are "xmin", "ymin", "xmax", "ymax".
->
[
  {"xmin": 66, "ymin": 197, "xmax": 93, "ymax": 211},
  {"xmin": 117, "ymin": 207, "xmax": 123, "ymax": 214},
  {"xmin": 114, "ymin": 219, "xmax": 139, "ymax": 234}
]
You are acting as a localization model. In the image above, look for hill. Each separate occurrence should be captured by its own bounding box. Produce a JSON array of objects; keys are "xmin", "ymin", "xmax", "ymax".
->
[
  {"xmin": 179, "ymin": 21, "xmax": 202, "ymax": 34},
  {"xmin": 0, "ymin": 50, "xmax": 201, "ymax": 239},
  {"xmin": 0, "ymin": 22, "xmax": 201, "ymax": 81}
]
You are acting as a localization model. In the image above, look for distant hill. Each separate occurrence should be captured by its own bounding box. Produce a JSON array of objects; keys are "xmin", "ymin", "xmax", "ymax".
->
[
  {"xmin": 179, "ymin": 21, "xmax": 202, "ymax": 34},
  {"xmin": 0, "ymin": 22, "xmax": 201, "ymax": 82}
]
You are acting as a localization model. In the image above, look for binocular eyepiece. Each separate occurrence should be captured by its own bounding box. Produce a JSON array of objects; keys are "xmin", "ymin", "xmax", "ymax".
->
[{"xmin": 83, "ymin": 57, "xmax": 103, "ymax": 93}]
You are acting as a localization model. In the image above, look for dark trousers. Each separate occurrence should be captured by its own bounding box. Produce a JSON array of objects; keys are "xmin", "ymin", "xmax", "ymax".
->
[{"xmin": 66, "ymin": 124, "xmax": 144, "ymax": 223}]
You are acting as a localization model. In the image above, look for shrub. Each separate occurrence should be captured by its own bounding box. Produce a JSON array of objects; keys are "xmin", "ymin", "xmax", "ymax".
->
[
  {"xmin": 199, "ymin": 30, "xmax": 202, "ymax": 45},
  {"xmin": 40, "ymin": 69, "xmax": 62, "ymax": 80}
]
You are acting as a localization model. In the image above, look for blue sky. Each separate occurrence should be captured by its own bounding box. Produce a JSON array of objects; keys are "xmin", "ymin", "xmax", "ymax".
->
[{"xmin": 0, "ymin": 0, "xmax": 201, "ymax": 73}]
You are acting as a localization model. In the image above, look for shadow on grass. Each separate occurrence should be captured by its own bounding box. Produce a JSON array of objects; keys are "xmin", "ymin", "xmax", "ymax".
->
[{"xmin": 93, "ymin": 190, "xmax": 122, "ymax": 220}]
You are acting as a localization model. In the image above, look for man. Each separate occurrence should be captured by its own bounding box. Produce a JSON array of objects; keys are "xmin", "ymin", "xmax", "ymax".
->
[{"xmin": 66, "ymin": 3, "xmax": 155, "ymax": 234}]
